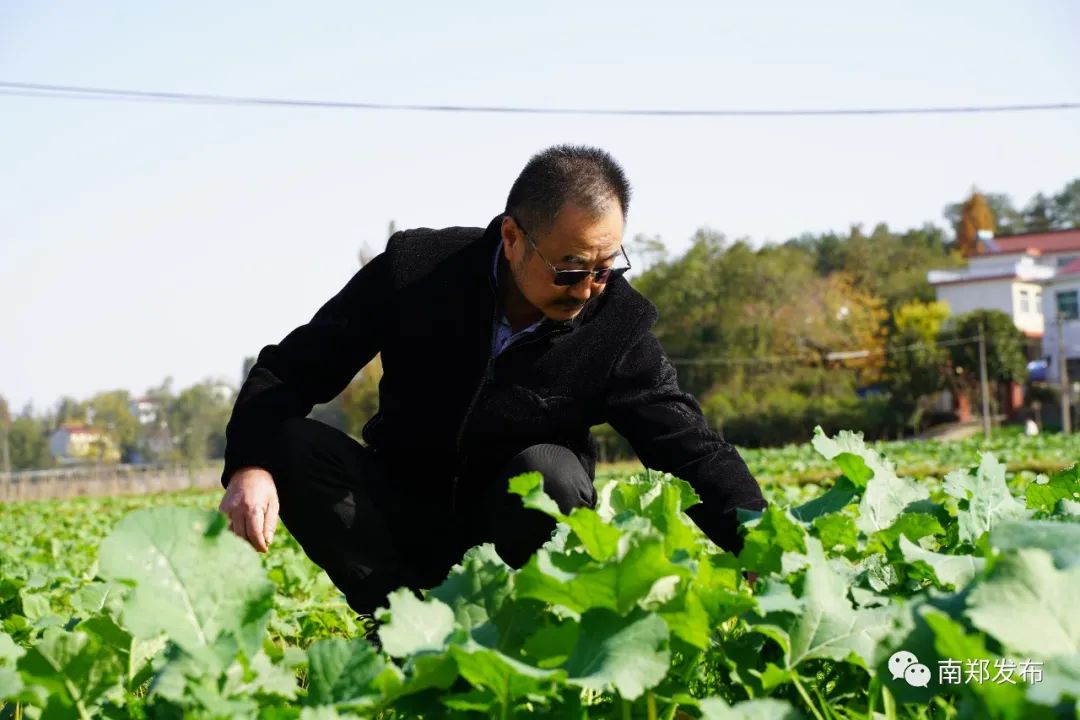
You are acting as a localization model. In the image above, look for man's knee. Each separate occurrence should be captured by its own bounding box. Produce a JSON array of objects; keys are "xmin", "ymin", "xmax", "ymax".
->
[{"xmin": 502, "ymin": 444, "xmax": 596, "ymax": 513}]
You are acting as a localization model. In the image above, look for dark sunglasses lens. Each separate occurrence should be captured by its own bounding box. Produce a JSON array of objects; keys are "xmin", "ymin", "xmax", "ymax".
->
[{"xmin": 554, "ymin": 271, "xmax": 590, "ymax": 286}]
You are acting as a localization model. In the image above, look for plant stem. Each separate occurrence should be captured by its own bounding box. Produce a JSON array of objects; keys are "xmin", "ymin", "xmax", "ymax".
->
[
  {"xmin": 622, "ymin": 696, "xmax": 632, "ymax": 720},
  {"xmin": 792, "ymin": 675, "xmax": 827, "ymax": 720},
  {"xmin": 646, "ymin": 691, "xmax": 658, "ymax": 720},
  {"xmin": 882, "ymin": 683, "xmax": 898, "ymax": 720},
  {"xmin": 867, "ymin": 676, "xmax": 879, "ymax": 719}
]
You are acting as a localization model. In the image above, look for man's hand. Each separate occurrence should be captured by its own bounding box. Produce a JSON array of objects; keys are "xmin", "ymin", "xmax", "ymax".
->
[{"xmin": 218, "ymin": 466, "xmax": 279, "ymax": 553}]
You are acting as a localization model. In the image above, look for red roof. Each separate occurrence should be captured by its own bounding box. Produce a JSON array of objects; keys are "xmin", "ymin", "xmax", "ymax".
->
[
  {"xmin": 1059, "ymin": 256, "xmax": 1080, "ymax": 276},
  {"xmin": 982, "ymin": 229, "xmax": 1080, "ymax": 255}
]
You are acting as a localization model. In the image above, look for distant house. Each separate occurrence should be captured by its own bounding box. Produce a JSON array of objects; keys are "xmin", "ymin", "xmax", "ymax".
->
[
  {"xmin": 1039, "ymin": 255, "xmax": 1080, "ymax": 386},
  {"xmin": 128, "ymin": 396, "xmax": 160, "ymax": 425},
  {"xmin": 929, "ymin": 229, "xmax": 1080, "ymax": 347},
  {"xmin": 928, "ymin": 251, "xmax": 1052, "ymax": 349},
  {"xmin": 48, "ymin": 423, "xmax": 121, "ymax": 464},
  {"xmin": 927, "ymin": 229, "xmax": 1080, "ymax": 421},
  {"xmin": 128, "ymin": 396, "xmax": 174, "ymax": 459}
]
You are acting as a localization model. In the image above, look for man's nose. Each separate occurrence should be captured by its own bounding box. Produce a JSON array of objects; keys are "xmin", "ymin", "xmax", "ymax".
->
[{"xmin": 567, "ymin": 279, "xmax": 592, "ymax": 303}]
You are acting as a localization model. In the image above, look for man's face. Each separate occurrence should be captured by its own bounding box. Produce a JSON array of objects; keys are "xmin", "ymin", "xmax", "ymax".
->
[{"xmin": 501, "ymin": 201, "xmax": 626, "ymax": 321}]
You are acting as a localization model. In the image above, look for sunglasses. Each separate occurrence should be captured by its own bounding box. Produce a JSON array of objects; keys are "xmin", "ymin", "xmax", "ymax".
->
[{"xmin": 509, "ymin": 215, "xmax": 631, "ymax": 287}]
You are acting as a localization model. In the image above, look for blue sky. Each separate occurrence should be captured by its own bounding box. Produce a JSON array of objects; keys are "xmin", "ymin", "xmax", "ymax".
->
[{"xmin": 2, "ymin": 1, "xmax": 1078, "ymax": 414}]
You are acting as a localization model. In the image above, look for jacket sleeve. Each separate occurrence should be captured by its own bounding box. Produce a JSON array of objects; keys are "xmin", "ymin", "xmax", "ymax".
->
[
  {"xmin": 220, "ymin": 250, "xmax": 392, "ymax": 488},
  {"xmin": 599, "ymin": 321, "xmax": 767, "ymax": 554}
]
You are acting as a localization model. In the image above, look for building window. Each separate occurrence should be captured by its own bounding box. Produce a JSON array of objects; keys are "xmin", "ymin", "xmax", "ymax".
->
[
  {"xmin": 1019, "ymin": 289, "xmax": 1030, "ymax": 314},
  {"xmin": 1057, "ymin": 290, "xmax": 1079, "ymax": 320}
]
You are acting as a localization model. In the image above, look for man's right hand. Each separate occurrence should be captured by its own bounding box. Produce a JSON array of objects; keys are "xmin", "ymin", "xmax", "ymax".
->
[{"xmin": 218, "ymin": 466, "xmax": 280, "ymax": 553}]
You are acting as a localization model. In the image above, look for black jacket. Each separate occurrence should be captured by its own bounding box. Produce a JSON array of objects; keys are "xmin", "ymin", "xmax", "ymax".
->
[{"xmin": 222, "ymin": 215, "xmax": 766, "ymax": 553}]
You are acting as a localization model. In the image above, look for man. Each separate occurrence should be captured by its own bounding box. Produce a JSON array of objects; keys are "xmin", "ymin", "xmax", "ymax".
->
[{"xmin": 218, "ymin": 145, "xmax": 766, "ymax": 615}]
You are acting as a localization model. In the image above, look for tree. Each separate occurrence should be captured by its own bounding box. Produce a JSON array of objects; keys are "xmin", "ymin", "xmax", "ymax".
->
[
  {"xmin": 166, "ymin": 381, "xmax": 234, "ymax": 467},
  {"xmin": 0, "ymin": 394, "xmax": 10, "ymax": 474},
  {"xmin": 884, "ymin": 300, "xmax": 951, "ymax": 432},
  {"xmin": 8, "ymin": 416, "xmax": 52, "ymax": 470},
  {"xmin": 1022, "ymin": 193, "xmax": 1054, "ymax": 233},
  {"xmin": 954, "ymin": 191, "xmax": 996, "ymax": 256},
  {"xmin": 1052, "ymin": 179, "xmax": 1080, "ymax": 229},
  {"xmin": 940, "ymin": 309, "xmax": 1027, "ymax": 418},
  {"xmin": 51, "ymin": 396, "xmax": 84, "ymax": 431},
  {"xmin": 85, "ymin": 390, "xmax": 140, "ymax": 462},
  {"xmin": 772, "ymin": 271, "xmax": 890, "ymax": 385}
]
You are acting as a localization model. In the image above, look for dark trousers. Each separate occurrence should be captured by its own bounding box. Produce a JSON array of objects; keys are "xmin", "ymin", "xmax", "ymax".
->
[{"xmin": 269, "ymin": 417, "xmax": 596, "ymax": 614}]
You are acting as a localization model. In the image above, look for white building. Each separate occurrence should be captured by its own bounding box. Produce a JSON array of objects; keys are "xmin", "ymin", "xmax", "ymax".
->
[
  {"xmin": 929, "ymin": 229, "xmax": 1080, "ymax": 349},
  {"xmin": 928, "ymin": 252, "xmax": 1053, "ymax": 339},
  {"xmin": 927, "ymin": 229, "xmax": 1080, "ymax": 421},
  {"xmin": 1040, "ymin": 256, "xmax": 1080, "ymax": 383}
]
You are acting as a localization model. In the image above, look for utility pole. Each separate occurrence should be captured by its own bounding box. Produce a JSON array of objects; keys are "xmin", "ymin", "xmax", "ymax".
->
[
  {"xmin": 1058, "ymin": 311, "xmax": 1071, "ymax": 435},
  {"xmin": 977, "ymin": 323, "xmax": 991, "ymax": 440}
]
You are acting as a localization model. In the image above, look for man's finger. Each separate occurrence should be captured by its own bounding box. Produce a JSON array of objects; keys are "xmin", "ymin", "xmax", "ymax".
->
[
  {"xmin": 246, "ymin": 506, "xmax": 268, "ymax": 552},
  {"xmin": 264, "ymin": 501, "xmax": 279, "ymax": 547}
]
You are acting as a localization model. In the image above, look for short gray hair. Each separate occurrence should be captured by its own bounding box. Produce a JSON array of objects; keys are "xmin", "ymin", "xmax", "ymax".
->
[{"xmin": 505, "ymin": 145, "xmax": 631, "ymax": 238}]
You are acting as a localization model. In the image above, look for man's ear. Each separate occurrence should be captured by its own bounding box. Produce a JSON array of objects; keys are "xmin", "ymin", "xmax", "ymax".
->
[{"xmin": 501, "ymin": 215, "xmax": 524, "ymax": 262}]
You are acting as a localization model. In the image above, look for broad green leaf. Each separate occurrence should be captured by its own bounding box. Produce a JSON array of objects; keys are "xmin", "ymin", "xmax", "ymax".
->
[
  {"xmin": 856, "ymin": 467, "xmax": 929, "ymax": 535},
  {"xmin": 305, "ymin": 637, "xmax": 403, "ymax": 708},
  {"xmin": 990, "ymin": 521, "xmax": 1080, "ymax": 569},
  {"xmin": 899, "ymin": 536, "xmax": 985, "ymax": 589},
  {"xmin": 812, "ymin": 512, "xmax": 858, "ymax": 554},
  {"xmin": 75, "ymin": 614, "xmax": 164, "ymax": 690},
  {"xmin": 0, "ymin": 667, "xmax": 22, "ymax": 700},
  {"xmin": 522, "ymin": 620, "xmax": 578, "ymax": 668},
  {"xmin": 752, "ymin": 579, "xmax": 804, "ymax": 616},
  {"xmin": 70, "ymin": 580, "xmax": 126, "ymax": 619},
  {"xmin": 16, "ymin": 627, "xmax": 123, "ymax": 719},
  {"xmin": 811, "ymin": 426, "xmax": 895, "ymax": 490},
  {"xmin": 790, "ymin": 477, "xmax": 859, "ymax": 522},
  {"xmin": 1026, "ymin": 463, "xmax": 1080, "ymax": 513},
  {"xmin": 699, "ymin": 696, "xmax": 805, "ymax": 719},
  {"xmin": 738, "ymin": 507, "xmax": 807, "ymax": 576},
  {"xmin": 867, "ymin": 512, "xmax": 944, "ymax": 554},
  {"xmin": 563, "ymin": 608, "xmax": 670, "ymax": 700},
  {"xmin": 376, "ymin": 588, "xmax": 456, "ymax": 658},
  {"xmin": 944, "ymin": 453, "xmax": 1029, "ymax": 544},
  {"xmin": 97, "ymin": 507, "xmax": 274, "ymax": 664},
  {"xmin": 514, "ymin": 535, "xmax": 690, "ymax": 615},
  {"xmin": 923, "ymin": 611, "xmax": 1028, "ymax": 716},
  {"xmin": 450, "ymin": 641, "xmax": 566, "ymax": 710},
  {"xmin": 509, "ymin": 472, "xmax": 561, "ymax": 517},
  {"xmin": 1027, "ymin": 653, "xmax": 1080, "ymax": 706},
  {"xmin": 428, "ymin": 544, "xmax": 512, "ymax": 633},
  {"xmin": 0, "ymin": 631, "xmax": 23, "ymax": 666},
  {"xmin": 656, "ymin": 585, "xmax": 712, "ymax": 649},
  {"xmin": 300, "ymin": 708, "xmax": 345, "ymax": 720},
  {"xmin": 966, "ymin": 548, "xmax": 1080, "ymax": 657},
  {"xmin": 563, "ymin": 509, "xmax": 623, "ymax": 562},
  {"xmin": 636, "ymin": 478, "xmax": 702, "ymax": 553},
  {"xmin": 751, "ymin": 539, "xmax": 895, "ymax": 672},
  {"xmin": 511, "ymin": 472, "xmax": 623, "ymax": 561}
]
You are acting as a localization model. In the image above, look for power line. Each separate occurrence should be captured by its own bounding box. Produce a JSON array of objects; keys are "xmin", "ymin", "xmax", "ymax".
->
[
  {"xmin": 668, "ymin": 334, "xmax": 981, "ymax": 366},
  {"xmin": 2, "ymin": 81, "xmax": 1078, "ymax": 117}
]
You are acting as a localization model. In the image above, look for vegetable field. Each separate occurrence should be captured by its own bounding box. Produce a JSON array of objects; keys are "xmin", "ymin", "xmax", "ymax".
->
[{"xmin": 2, "ymin": 427, "xmax": 1079, "ymax": 719}]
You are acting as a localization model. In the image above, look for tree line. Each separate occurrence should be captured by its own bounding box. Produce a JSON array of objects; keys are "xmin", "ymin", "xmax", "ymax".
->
[
  {"xmin": 2, "ymin": 179, "xmax": 1076, "ymax": 470},
  {"xmin": 0, "ymin": 378, "xmax": 235, "ymax": 472}
]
